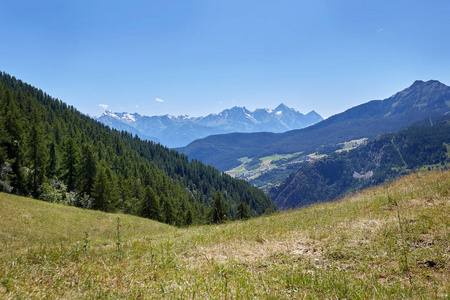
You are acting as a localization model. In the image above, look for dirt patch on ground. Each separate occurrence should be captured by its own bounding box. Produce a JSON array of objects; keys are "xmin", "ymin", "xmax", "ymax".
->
[{"xmin": 187, "ymin": 232, "xmax": 324, "ymax": 266}]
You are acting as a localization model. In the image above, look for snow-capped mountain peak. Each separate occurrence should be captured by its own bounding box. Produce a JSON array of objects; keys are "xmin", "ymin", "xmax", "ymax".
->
[
  {"xmin": 103, "ymin": 109, "xmax": 117, "ymax": 118},
  {"xmin": 96, "ymin": 104, "xmax": 323, "ymax": 148}
]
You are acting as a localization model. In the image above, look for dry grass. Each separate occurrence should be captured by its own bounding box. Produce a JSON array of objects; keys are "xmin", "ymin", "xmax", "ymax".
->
[{"xmin": 1, "ymin": 170, "xmax": 450, "ymax": 299}]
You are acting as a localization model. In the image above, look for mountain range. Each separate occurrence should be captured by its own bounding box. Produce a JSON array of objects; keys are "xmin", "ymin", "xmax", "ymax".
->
[
  {"xmin": 180, "ymin": 80, "xmax": 450, "ymax": 173},
  {"xmin": 96, "ymin": 104, "xmax": 323, "ymax": 148}
]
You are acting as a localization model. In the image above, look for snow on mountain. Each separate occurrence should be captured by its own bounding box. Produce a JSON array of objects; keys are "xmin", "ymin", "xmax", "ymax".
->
[{"xmin": 96, "ymin": 104, "xmax": 323, "ymax": 148}]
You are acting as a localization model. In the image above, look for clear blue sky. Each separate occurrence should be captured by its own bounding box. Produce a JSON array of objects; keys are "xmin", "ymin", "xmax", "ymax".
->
[{"xmin": 1, "ymin": 0, "xmax": 449, "ymax": 118}]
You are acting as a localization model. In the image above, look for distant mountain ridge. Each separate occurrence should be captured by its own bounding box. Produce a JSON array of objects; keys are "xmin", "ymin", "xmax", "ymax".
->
[
  {"xmin": 180, "ymin": 80, "xmax": 450, "ymax": 172},
  {"xmin": 96, "ymin": 104, "xmax": 323, "ymax": 148},
  {"xmin": 270, "ymin": 118, "xmax": 450, "ymax": 209}
]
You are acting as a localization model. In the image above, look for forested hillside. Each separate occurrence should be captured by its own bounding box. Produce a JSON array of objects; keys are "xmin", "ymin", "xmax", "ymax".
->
[
  {"xmin": 270, "ymin": 119, "xmax": 450, "ymax": 209},
  {"xmin": 0, "ymin": 72, "xmax": 275, "ymax": 225}
]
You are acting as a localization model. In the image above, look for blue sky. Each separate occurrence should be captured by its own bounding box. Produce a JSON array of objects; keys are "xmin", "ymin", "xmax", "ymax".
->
[{"xmin": 1, "ymin": 0, "xmax": 449, "ymax": 118}]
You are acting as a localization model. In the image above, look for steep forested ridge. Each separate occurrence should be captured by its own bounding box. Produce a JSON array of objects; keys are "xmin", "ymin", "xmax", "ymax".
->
[
  {"xmin": 270, "ymin": 119, "xmax": 450, "ymax": 209},
  {"xmin": 0, "ymin": 72, "xmax": 275, "ymax": 225}
]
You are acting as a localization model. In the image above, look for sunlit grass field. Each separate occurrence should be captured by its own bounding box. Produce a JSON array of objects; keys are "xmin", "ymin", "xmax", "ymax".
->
[{"xmin": 1, "ymin": 171, "xmax": 449, "ymax": 299}]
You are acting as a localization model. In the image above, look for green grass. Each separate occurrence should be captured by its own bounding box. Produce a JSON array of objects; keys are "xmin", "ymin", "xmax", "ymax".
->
[
  {"xmin": 336, "ymin": 138, "xmax": 368, "ymax": 152},
  {"xmin": 226, "ymin": 152, "xmax": 304, "ymax": 179},
  {"xmin": 259, "ymin": 152, "xmax": 303, "ymax": 163},
  {"xmin": 1, "ymin": 170, "xmax": 450, "ymax": 299}
]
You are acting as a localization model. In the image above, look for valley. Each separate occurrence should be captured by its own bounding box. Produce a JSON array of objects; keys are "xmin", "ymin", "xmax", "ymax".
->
[
  {"xmin": 226, "ymin": 138, "xmax": 368, "ymax": 190},
  {"xmin": 182, "ymin": 80, "xmax": 450, "ymax": 198},
  {"xmin": 270, "ymin": 120, "xmax": 450, "ymax": 209}
]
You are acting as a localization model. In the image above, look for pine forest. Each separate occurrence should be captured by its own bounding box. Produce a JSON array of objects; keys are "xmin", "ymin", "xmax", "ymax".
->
[{"xmin": 0, "ymin": 72, "xmax": 276, "ymax": 226}]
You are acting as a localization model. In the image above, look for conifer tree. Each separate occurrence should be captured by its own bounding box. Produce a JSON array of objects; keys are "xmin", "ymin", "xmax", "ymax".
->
[
  {"xmin": 140, "ymin": 186, "xmax": 161, "ymax": 221},
  {"xmin": 162, "ymin": 196, "xmax": 175, "ymax": 225},
  {"xmin": 184, "ymin": 209, "xmax": 193, "ymax": 226},
  {"xmin": 78, "ymin": 143, "xmax": 97, "ymax": 197},
  {"xmin": 237, "ymin": 202, "xmax": 250, "ymax": 220},
  {"xmin": 62, "ymin": 138, "xmax": 79, "ymax": 191},
  {"xmin": 211, "ymin": 190, "xmax": 228, "ymax": 224},
  {"xmin": 28, "ymin": 109, "xmax": 46, "ymax": 198},
  {"xmin": 0, "ymin": 114, "xmax": 7, "ymax": 167},
  {"xmin": 91, "ymin": 162, "xmax": 116, "ymax": 211},
  {"xmin": 46, "ymin": 141, "xmax": 58, "ymax": 178},
  {"xmin": 4, "ymin": 100, "xmax": 27, "ymax": 194}
]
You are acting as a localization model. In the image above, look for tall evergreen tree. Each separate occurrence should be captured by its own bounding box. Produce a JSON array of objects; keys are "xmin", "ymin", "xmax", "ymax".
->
[
  {"xmin": 140, "ymin": 186, "xmax": 161, "ymax": 221},
  {"xmin": 62, "ymin": 138, "xmax": 79, "ymax": 191},
  {"xmin": 78, "ymin": 143, "xmax": 97, "ymax": 197},
  {"xmin": 91, "ymin": 162, "xmax": 116, "ymax": 211},
  {"xmin": 46, "ymin": 141, "xmax": 58, "ymax": 178},
  {"xmin": 28, "ymin": 109, "xmax": 47, "ymax": 198},
  {"xmin": 184, "ymin": 209, "xmax": 193, "ymax": 226},
  {"xmin": 211, "ymin": 190, "xmax": 229, "ymax": 224},
  {"xmin": 237, "ymin": 202, "xmax": 250, "ymax": 220},
  {"xmin": 4, "ymin": 100, "xmax": 27, "ymax": 195},
  {"xmin": 162, "ymin": 196, "xmax": 175, "ymax": 225}
]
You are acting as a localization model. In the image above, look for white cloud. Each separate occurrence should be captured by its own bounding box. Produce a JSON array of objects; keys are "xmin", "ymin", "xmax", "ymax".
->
[
  {"xmin": 377, "ymin": 28, "xmax": 384, "ymax": 33},
  {"xmin": 98, "ymin": 104, "xmax": 108, "ymax": 110},
  {"xmin": 155, "ymin": 98, "xmax": 164, "ymax": 103}
]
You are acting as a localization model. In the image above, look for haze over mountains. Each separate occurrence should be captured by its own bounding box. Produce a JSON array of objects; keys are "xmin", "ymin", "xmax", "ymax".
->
[{"xmin": 97, "ymin": 104, "xmax": 323, "ymax": 148}]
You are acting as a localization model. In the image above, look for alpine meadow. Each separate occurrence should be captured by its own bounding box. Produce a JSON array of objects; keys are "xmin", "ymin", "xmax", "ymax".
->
[{"xmin": 1, "ymin": 169, "xmax": 449, "ymax": 298}]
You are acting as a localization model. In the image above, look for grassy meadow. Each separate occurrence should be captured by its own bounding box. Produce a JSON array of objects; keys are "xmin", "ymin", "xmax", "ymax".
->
[{"xmin": 1, "ymin": 171, "xmax": 450, "ymax": 299}]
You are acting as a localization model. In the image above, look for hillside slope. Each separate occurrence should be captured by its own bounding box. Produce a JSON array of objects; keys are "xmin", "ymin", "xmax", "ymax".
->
[
  {"xmin": 270, "ymin": 119, "xmax": 450, "ymax": 209},
  {"xmin": 181, "ymin": 80, "xmax": 450, "ymax": 172},
  {"xmin": 1, "ymin": 170, "xmax": 449, "ymax": 298},
  {"xmin": 0, "ymin": 72, "xmax": 275, "ymax": 225}
]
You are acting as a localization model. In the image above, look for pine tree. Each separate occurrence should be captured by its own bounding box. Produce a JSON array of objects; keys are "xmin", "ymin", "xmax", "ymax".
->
[
  {"xmin": 62, "ymin": 138, "xmax": 79, "ymax": 191},
  {"xmin": 140, "ymin": 186, "xmax": 161, "ymax": 221},
  {"xmin": 91, "ymin": 162, "xmax": 118, "ymax": 212},
  {"xmin": 46, "ymin": 141, "xmax": 58, "ymax": 178},
  {"xmin": 78, "ymin": 143, "xmax": 97, "ymax": 197},
  {"xmin": 4, "ymin": 99, "xmax": 27, "ymax": 195},
  {"xmin": 162, "ymin": 196, "xmax": 175, "ymax": 225},
  {"xmin": 237, "ymin": 202, "xmax": 250, "ymax": 220},
  {"xmin": 28, "ymin": 109, "xmax": 47, "ymax": 198},
  {"xmin": 184, "ymin": 209, "xmax": 193, "ymax": 226},
  {"xmin": 211, "ymin": 190, "xmax": 228, "ymax": 224}
]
